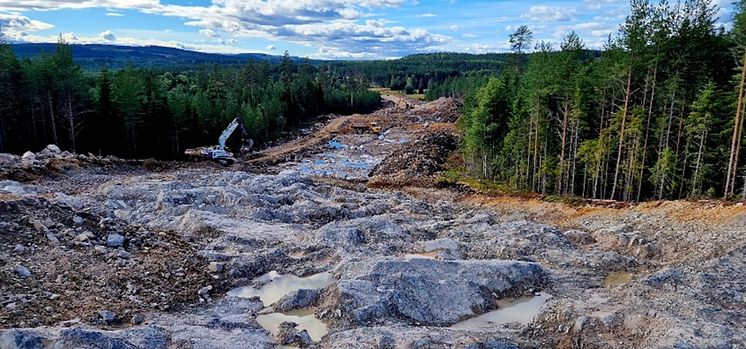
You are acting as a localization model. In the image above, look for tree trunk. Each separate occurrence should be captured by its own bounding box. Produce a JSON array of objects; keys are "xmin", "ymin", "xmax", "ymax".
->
[
  {"xmin": 558, "ymin": 96, "xmax": 570, "ymax": 194},
  {"xmin": 66, "ymin": 95, "xmax": 76, "ymax": 153},
  {"xmin": 638, "ymin": 63, "xmax": 658, "ymax": 202},
  {"xmin": 611, "ymin": 67, "xmax": 633, "ymax": 200},
  {"xmin": 691, "ymin": 130, "xmax": 706, "ymax": 196},
  {"xmin": 726, "ymin": 52, "xmax": 746, "ymax": 197},
  {"xmin": 47, "ymin": 92, "xmax": 58, "ymax": 145},
  {"xmin": 570, "ymin": 118, "xmax": 580, "ymax": 195}
]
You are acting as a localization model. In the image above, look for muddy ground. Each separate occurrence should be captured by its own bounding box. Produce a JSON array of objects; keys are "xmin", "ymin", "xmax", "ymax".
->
[{"xmin": 1, "ymin": 98, "xmax": 745, "ymax": 349}]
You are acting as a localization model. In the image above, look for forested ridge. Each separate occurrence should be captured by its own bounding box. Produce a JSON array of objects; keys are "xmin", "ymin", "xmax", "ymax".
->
[
  {"xmin": 451, "ymin": 0, "xmax": 746, "ymax": 201},
  {"xmin": 0, "ymin": 39, "xmax": 380, "ymax": 159},
  {"xmin": 2, "ymin": 0, "xmax": 746, "ymax": 201}
]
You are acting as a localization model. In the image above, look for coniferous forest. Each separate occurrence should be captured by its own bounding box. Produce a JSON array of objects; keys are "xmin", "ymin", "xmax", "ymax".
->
[
  {"xmin": 455, "ymin": 0, "xmax": 746, "ymax": 201},
  {"xmin": 0, "ymin": 42, "xmax": 380, "ymax": 159},
  {"xmin": 2, "ymin": 0, "xmax": 746, "ymax": 201}
]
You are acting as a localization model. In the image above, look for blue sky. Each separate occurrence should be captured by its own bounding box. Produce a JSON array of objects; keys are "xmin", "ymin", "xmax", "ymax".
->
[{"xmin": 0, "ymin": 0, "xmax": 736, "ymax": 59}]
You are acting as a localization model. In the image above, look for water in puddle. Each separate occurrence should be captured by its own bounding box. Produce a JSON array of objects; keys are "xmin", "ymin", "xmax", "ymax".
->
[
  {"xmin": 228, "ymin": 271, "xmax": 335, "ymax": 307},
  {"xmin": 451, "ymin": 292, "xmax": 552, "ymax": 330},
  {"xmin": 603, "ymin": 272, "xmax": 633, "ymax": 287},
  {"xmin": 228, "ymin": 271, "xmax": 334, "ymax": 345},
  {"xmin": 256, "ymin": 308, "xmax": 328, "ymax": 342}
]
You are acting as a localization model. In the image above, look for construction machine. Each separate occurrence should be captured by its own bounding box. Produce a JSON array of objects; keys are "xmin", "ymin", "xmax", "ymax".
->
[
  {"xmin": 184, "ymin": 117, "xmax": 254, "ymax": 166},
  {"xmin": 350, "ymin": 121, "xmax": 383, "ymax": 135}
]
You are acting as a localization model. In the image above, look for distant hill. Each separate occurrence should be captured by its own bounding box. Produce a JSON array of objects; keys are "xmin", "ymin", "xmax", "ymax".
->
[
  {"xmin": 8, "ymin": 43, "xmax": 529, "ymax": 73},
  {"xmin": 9, "ymin": 43, "xmax": 300, "ymax": 69}
]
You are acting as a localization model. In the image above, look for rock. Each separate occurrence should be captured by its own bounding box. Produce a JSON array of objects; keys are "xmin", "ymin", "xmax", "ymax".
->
[
  {"xmin": 54, "ymin": 326, "xmax": 170, "ymax": 349},
  {"xmin": 74, "ymin": 232, "xmax": 93, "ymax": 243},
  {"xmin": 378, "ymin": 335, "xmax": 396, "ymax": 349},
  {"xmin": 317, "ymin": 217, "xmax": 409, "ymax": 247},
  {"xmin": 1, "ymin": 181, "xmax": 26, "ymax": 195},
  {"xmin": 277, "ymin": 322, "xmax": 312, "ymax": 347},
  {"xmin": 14, "ymin": 265, "xmax": 31, "ymax": 278},
  {"xmin": 31, "ymin": 219, "xmax": 47, "ymax": 232},
  {"xmin": 21, "ymin": 151, "xmax": 35, "ymax": 165},
  {"xmin": 131, "ymin": 314, "xmax": 145, "ymax": 325},
  {"xmin": 574, "ymin": 315, "xmax": 590, "ymax": 332},
  {"xmin": 564, "ymin": 230, "xmax": 597, "ymax": 245},
  {"xmin": 6, "ymin": 302, "xmax": 17, "ymax": 311},
  {"xmin": 421, "ymin": 238, "xmax": 461, "ymax": 259},
  {"xmin": 13, "ymin": 244, "xmax": 27, "ymax": 254},
  {"xmin": 46, "ymin": 144, "xmax": 61, "ymax": 154},
  {"xmin": 274, "ymin": 289, "xmax": 321, "ymax": 312},
  {"xmin": 117, "ymin": 250, "xmax": 132, "ymax": 259},
  {"xmin": 0, "ymin": 329, "xmax": 49, "ymax": 349},
  {"xmin": 46, "ymin": 232, "xmax": 60, "ymax": 245},
  {"xmin": 98, "ymin": 310, "xmax": 117, "ymax": 324},
  {"xmin": 327, "ymin": 258, "xmax": 546, "ymax": 326},
  {"xmin": 617, "ymin": 233, "xmax": 632, "ymax": 247},
  {"xmin": 296, "ymin": 330, "xmax": 312, "ymax": 348},
  {"xmin": 198, "ymin": 285, "xmax": 213, "ymax": 300},
  {"xmin": 208, "ymin": 262, "xmax": 225, "ymax": 273},
  {"xmin": 106, "ymin": 233, "xmax": 125, "ymax": 247},
  {"xmin": 73, "ymin": 216, "xmax": 84, "ymax": 225}
]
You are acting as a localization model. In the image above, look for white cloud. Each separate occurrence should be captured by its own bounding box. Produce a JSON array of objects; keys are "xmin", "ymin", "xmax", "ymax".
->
[
  {"xmin": 105, "ymin": 12, "xmax": 123, "ymax": 16},
  {"xmin": 266, "ymin": 44, "xmax": 276, "ymax": 50},
  {"xmin": 449, "ymin": 24, "xmax": 459, "ymax": 31},
  {"xmin": 198, "ymin": 28, "xmax": 217, "ymax": 37},
  {"xmin": 60, "ymin": 32, "xmax": 78, "ymax": 41},
  {"xmin": 0, "ymin": 0, "xmax": 159, "ymax": 11},
  {"xmin": 99, "ymin": 30, "xmax": 115, "ymax": 41},
  {"xmin": 0, "ymin": 0, "xmax": 453, "ymax": 58},
  {"xmin": 0, "ymin": 13, "xmax": 53, "ymax": 39},
  {"xmin": 523, "ymin": 5, "xmax": 576, "ymax": 22}
]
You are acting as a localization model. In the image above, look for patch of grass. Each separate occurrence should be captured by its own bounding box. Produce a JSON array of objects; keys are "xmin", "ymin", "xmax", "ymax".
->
[
  {"xmin": 436, "ymin": 168, "xmax": 517, "ymax": 195},
  {"xmin": 544, "ymin": 194, "xmax": 585, "ymax": 206}
]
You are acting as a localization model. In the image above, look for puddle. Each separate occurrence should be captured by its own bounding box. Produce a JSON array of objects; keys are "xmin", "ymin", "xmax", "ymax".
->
[
  {"xmin": 228, "ymin": 271, "xmax": 335, "ymax": 307},
  {"xmin": 228, "ymin": 271, "xmax": 335, "ymax": 345},
  {"xmin": 256, "ymin": 308, "xmax": 328, "ymax": 342},
  {"xmin": 603, "ymin": 272, "xmax": 633, "ymax": 287},
  {"xmin": 451, "ymin": 293, "xmax": 552, "ymax": 330},
  {"xmin": 297, "ymin": 155, "xmax": 377, "ymax": 180},
  {"xmin": 326, "ymin": 139, "xmax": 347, "ymax": 149}
]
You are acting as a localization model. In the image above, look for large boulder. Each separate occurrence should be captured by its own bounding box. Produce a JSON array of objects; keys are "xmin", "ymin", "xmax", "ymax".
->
[
  {"xmin": 273, "ymin": 289, "xmax": 321, "ymax": 312},
  {"xmin": 323, "ymin": 258, "xmax": 546, "ymax": 327},
  {"xmin": 0, "ymin": 326, "xmax": 170, "ymax": 349}
]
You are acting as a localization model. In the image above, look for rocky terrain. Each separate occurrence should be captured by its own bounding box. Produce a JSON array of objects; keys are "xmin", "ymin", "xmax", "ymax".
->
[{"xmin": 1, "ymin": 97, "xmax": 745, "ymax": 349}]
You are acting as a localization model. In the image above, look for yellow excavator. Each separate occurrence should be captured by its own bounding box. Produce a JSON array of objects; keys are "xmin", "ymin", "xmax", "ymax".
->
[{"xmin": 350, "ymin": 121, "xmax": 383, "ymax": 135}]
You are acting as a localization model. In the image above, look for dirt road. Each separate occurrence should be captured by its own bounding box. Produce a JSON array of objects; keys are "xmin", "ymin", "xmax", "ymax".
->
[{"xmin": 247, "ymin": 114, "xmax": 354, "ymax": 165}]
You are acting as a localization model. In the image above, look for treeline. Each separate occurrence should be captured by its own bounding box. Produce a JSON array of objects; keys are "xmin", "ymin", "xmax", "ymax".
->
[
  {"xmin": 331, "ymin": 52, "xmax": 506, "ymax": 98},
  {"xmin": 460, "ymin": 0, "xmax": 746, "ymax": 200},
  {"xmin": 0, "ymin": 39, "xmax": 380, "ymax": 159}
]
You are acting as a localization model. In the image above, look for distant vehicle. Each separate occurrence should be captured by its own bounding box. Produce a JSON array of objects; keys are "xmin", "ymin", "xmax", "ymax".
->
[
  {"xmin": 350, "ymin": 121, "xmax": 383, "ymax": 135},
  {"xmin": 369, "ymin": 122, "xmax": 383, "ymax": 134},
  {"xmin": 184, "ymin": 117, "xmax": 253, "ymax": 166}
]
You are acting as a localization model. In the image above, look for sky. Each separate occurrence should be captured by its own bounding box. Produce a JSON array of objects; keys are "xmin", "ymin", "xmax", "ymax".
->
[{"xmin": 0, "ymin": 0, "xmax": 736, "ymax": 60}]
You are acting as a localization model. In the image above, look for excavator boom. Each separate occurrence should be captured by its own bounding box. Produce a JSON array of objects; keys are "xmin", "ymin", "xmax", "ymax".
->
[{"xmin": 184, "ymin": 117, "xmax": 253, "ymax": 166}]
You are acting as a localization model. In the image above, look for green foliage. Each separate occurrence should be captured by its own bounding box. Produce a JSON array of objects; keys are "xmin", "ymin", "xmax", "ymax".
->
[
  {"xmin": 0, "ymin": 41, "xmax": 380, "ymax": 158},
  {"xmin": 454, "ymin": 0, "xmax": 737, "ymax": 201},
  {"xmin": 461, "ymin": 77, "xmax": 510, "ymax": 178}
]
